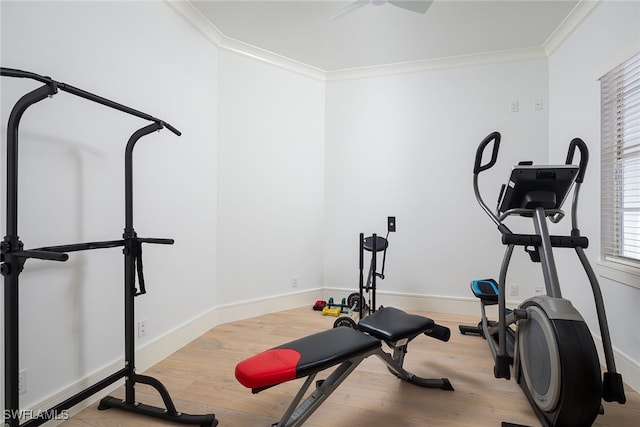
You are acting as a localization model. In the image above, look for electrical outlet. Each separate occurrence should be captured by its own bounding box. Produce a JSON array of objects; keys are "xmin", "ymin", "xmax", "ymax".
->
[
  {"xmin": 292, "ymin": 276, "xmax": 299, "ymax": 288},
  {"xmin": 534, "ymin": 99, "xmax": 543, "ymax": 111},
  {"xmin": 137, "ymin": 319, "xmax": 147, "ymax": 338},
  {"xmin": 534, "ymin": 286, "xmax": 543, "ymax": 295},
  {"xmin": 18, "ymin": 368, "xmax": 27, "ymax": 394},
  {"xmin": 509, "ymin": 100, "xmax": 519, "ymax": 113},
  {"xmin": 510, "ymin": 284, "xmax": 519, "ymax": 296}
]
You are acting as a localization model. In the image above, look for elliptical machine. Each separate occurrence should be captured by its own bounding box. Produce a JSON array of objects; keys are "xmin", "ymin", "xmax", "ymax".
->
[{"xmin": 461, "ymin": 132, "xmax": 626, "ymax": 426}]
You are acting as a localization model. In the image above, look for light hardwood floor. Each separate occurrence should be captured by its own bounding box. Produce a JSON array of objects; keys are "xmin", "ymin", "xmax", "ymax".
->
[{"xmin": 63, "ymin": 307, "xmax": 639, "ymax": 426}]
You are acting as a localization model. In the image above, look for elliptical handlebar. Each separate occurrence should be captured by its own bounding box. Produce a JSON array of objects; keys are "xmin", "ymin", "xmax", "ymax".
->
[
  {"xmin": 473, "ymin": 132, "xmax": 506, "ymax": 229},
  {"xmin": 566, "ymin": 137, "xmax": 589, "ymax": 184},
  {"xmin": 474, "ymin": 131, "xmax": 501, "ymax": 174},
  {"xmin": 564, "ymin": 138, "xmax": 589, "ymax": 232},
  {"xmin": 563, "ymin": 137, "xmax": 625, "ymax": 404}
]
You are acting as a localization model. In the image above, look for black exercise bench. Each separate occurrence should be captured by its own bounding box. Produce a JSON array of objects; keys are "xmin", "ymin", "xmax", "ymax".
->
[{"xmin": 235, "ymin": 306, "xmax": 453, "ymax": 427}]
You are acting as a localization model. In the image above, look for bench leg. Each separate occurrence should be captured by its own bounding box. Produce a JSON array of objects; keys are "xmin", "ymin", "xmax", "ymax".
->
[
  {"xmin": 275, "ymin": 373, "xmax": 317, "ymax": 427},
  {"xmin": 374, "ymin": 347, "xmax": 454, "ymax": 391},
  {"xmin": 274, "ymin": 353, "xmax": 369, "ymax": 427}
]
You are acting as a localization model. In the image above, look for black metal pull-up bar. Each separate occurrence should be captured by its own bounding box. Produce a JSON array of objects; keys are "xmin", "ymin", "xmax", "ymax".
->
[
  {"xmin": 1, "ymin": 67, "xmax": 217, "ymax": 427},
  {"xmin": 1, "ymin": 67, "xmax": 181, "ymax": 136}
]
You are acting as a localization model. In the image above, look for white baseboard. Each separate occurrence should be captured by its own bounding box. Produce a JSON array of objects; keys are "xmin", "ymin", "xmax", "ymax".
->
[
  {"xmin": 131, "ymin": 287, "xmax": 325, "ymax": 371},
  {"xmin": 322, "ymin": 287, "xmax": 483, "ymax": 316},
  {"xmin": 20, "ymin": 287, "xmax": 639, "ymax": 424},
  {"xmin": 214, "ymin": 288, "xmax": 325, "ymax": 324},
  {"xmin": 11, "ymin": 359, "xmax": 125, "ymax": 425}
]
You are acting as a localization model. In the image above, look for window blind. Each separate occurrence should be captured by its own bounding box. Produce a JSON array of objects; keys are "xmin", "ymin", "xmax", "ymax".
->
[{"xmin": 601, "ymin": 51, "xmax": 640, "ymax": 265}]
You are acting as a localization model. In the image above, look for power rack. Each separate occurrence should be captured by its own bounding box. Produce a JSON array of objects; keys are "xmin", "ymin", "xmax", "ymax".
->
[{"xmin": 1, "ymin": 68, "xmax": 217, "ymax": 427}]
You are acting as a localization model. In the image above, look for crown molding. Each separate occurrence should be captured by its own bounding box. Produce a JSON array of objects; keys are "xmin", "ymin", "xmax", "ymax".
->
[
  {"xmin": 543, "ymin": 0, "xmax": 602, "ymax": 56},
  {"xmin": 165, "ymin": 0, "xmax": 598, "ymax": 83},
  {"xmin": 164, "ymin": 0, "xmax": 225, "ymax": 45},
  {"xmin": 163, "ymin": 0, "xmax": 326, "ymax": 81},
  {"xmin": 325, "ymin": 47, "xmax": 548, "ymax": 82}
]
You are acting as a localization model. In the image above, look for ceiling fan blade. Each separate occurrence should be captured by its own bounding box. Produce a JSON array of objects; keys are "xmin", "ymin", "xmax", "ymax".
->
[
  {"xmin": 388, "ymin": 0, "xmax": 433, "ymax": 14},
  {"xmin": 328, "ymin": 0, "xmax": 369, "ymax": 21}
]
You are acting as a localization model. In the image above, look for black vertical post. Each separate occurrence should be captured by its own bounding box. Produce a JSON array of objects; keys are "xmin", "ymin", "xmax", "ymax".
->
[
  {"xmin": 5, "ymin": 85, "xmax": 56, "ymax": 234},
  {"xmin": 125, "ymin": 123, "xmax": 163, "ymax": 232},
  {"xmin": 358, "ymin": 233, "xmax": 364, "ymax": 320},
  {"xmin": 122, "ymin": 123, "xmax": 163, "ymax": 404},
  {"xmin": 371, "ymin": 234, "xmax": 377, "ymax": 314},
  {"xmin": 3, "ymin": 84, "xmax": 57, "ymax": 427}
]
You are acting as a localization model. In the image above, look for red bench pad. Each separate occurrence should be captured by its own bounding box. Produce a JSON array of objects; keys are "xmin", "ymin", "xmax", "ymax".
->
[
  {"xmin": 235, "ymin": 348, "xmax": 300, "ymax": 389},
  {"xmin": 235, "ymin": 327, "xmax": 380, "ymax": 390}
]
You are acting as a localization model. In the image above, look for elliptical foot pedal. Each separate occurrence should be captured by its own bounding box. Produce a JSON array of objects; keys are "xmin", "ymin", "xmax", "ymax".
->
[
  {"xmin": 458, "ymin": 322, "xmax": 483, "ymax": 336},
  {"xmin": 470, "ymin": 279, "xmax": 499, "ymax": 303}
]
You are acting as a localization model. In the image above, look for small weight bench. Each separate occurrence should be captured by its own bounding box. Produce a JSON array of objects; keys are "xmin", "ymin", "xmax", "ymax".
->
[{"xmin": 235, "ymin": 307, "xmax": 453, "ymax": 427}]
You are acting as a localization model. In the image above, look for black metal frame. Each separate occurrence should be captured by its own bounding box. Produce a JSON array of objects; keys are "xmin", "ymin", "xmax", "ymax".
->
[
  {"xmin": 1, "ymin": 68, "xmax": 217, "ymax": 427},
  {"xmin": 357, "ymin": 232, "xmax": 389, "ymax": 319},
  {"xmin": 358, "ymin": 232, "xmax": 376, "ymax": 319}
]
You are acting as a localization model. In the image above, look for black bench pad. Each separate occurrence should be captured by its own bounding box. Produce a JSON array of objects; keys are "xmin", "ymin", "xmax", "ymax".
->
[
  {"xmin": 358, "ymin": 306, "xmax": 434, "ymax": 342},
  {"xmin": 235, "ymin": 326, "xmax": 380, "ymax": 390}
]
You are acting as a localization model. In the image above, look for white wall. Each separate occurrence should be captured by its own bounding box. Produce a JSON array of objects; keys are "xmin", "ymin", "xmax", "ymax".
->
[
  {"xmin": 217, "ymin": 51, "xmax": 326, "ymax": 305},
  {"xmin": 324, "ymin": 60, "xmax": 550, "ymax": 301},
  {"xmin": 548, "ymin": 0, "xmax": 640, "ymax": 388},
  {"xmin": 1, "ymin": 0, "xmax": 217, "ymax": 412}
]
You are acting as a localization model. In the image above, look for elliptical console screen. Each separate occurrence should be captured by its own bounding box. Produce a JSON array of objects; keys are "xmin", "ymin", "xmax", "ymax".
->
[{"xmin": 498, "ymin": 165, "xmax": 579, "ymax": 214}]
